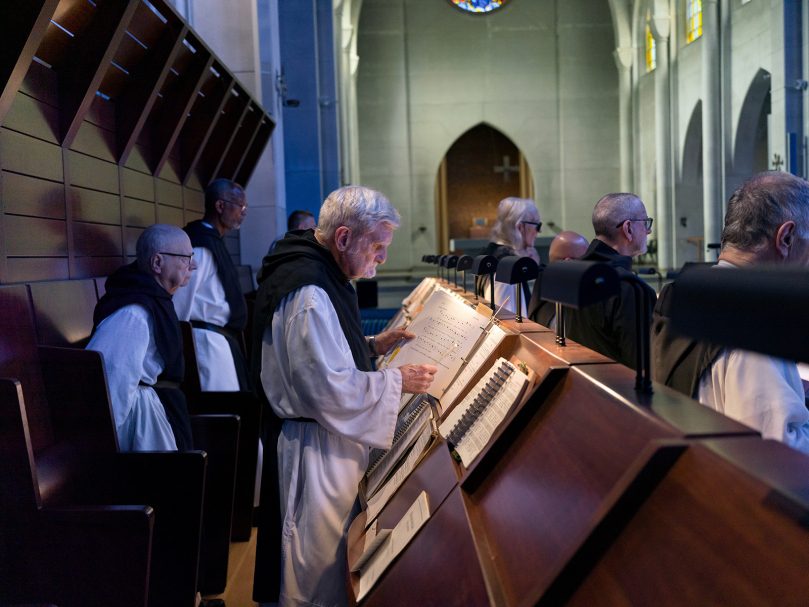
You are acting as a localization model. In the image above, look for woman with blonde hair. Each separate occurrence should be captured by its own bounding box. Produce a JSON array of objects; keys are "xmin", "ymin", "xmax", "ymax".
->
[{"xmin": 477, "ymin": 197, "xmax": 542, "ymax": 312}]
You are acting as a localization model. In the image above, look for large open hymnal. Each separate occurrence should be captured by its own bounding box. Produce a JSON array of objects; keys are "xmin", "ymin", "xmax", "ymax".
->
[
  {"xmin": 378, "ymin": 289, "xmax": 490, "ymax": 399},
  {"xmin": 439, "ymin": 357, "xmax": 534, "ymax": 467}
]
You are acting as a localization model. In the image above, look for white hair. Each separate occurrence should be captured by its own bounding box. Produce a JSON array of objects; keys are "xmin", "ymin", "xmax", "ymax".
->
[
  {"xmin": 315, "ymin": 185, "xmax": 401, "ymax": 240},
  {"xmin": 489, "ymin": 197, "xmax": 540, "ymax": 251},
  {"xmin": 136, "ymin": 224, "xmax": 187, "ymax": 273}
]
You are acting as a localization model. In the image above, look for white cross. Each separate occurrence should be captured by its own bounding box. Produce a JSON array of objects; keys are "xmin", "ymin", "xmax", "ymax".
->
[{"xmin": 493, "ymin": 155, "xmax": 519, "ymax": 182}]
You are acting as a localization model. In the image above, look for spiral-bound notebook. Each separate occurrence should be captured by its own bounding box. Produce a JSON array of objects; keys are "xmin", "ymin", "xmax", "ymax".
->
[
  {"xmin": 363, "ymin": 394, "xmax": 436, "ymax": 499},
  {"xmin": 438, "ymin": 357, "xmax": 533, "ymax": 467}
]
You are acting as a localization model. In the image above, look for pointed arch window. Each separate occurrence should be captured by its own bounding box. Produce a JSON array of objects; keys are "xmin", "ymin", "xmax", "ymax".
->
[
  {"xmin": 645, "ymin": 13, "xmax": 656, "ymax": 72},
  {"xmin": 686, "ymin": 0, "xmax": 703, "ymax": 43}
]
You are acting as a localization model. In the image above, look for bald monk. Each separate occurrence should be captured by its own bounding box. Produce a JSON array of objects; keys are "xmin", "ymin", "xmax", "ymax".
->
[
  {"xmin": 549, "ymin": 230, "xmax": 590, "ymax": 263},
  {"xmin": 528, "ymin": 231, "xmax": 589, "ymax": 328}
]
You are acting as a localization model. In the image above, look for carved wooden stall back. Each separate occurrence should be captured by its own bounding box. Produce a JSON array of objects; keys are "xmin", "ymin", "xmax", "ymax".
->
[{"xmin": 0, "ymin": 0, "xmax": 274, "ymax": 284}]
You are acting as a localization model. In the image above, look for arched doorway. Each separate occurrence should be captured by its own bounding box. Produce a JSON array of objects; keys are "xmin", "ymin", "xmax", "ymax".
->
[
  {"xmin": 676, "ymin": 102, "xmax": 705, "ymax": 264},
  {"xmin": 435, "ymin": 124, "xmax": 534, "ymax": 253},
  {"xmin": 730, "ymin": 69, "xmax": 771, "ymax": 194}
]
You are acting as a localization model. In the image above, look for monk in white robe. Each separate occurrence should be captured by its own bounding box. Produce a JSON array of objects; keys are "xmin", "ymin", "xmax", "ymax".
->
[{"xmin": 253, "ymin": 186, "xmax": 436, "ymax": 607}]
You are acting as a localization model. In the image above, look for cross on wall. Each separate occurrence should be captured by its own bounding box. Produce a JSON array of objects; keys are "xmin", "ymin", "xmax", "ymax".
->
[{"xmin": 493, "ymin": 155, "xmax": 520, "ymax": 182}]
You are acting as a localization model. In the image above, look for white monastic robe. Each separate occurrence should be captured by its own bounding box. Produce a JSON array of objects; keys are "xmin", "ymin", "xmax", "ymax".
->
[
  {"xmin": 172, "ymin": 246, "xmax": 240, "ymax": 391},
  {"xmin": 87, "ymin": 304, "xmax": 177, "ymax": 451},
  {"xmin": 261, "ymin": 285, "xmax": 401, "ymax": 607},
  {"xmin": 698, "ymin": 349, "xmax": 809, "ymax": 453}
]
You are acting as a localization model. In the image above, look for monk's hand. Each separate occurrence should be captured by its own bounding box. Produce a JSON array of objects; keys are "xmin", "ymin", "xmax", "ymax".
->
[
  {"xmin": 374, "ymin": 326, "xmax": 416, "ymax": 355},
  {"xmin": 399, "ymin": 364, "xmax": 438, "ymax": 394}
]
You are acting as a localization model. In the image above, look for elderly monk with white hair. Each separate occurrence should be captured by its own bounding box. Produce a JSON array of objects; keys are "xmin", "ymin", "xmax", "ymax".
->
[
  {"xmin": 251, "ymin": 186, "xmax": 437, "ymax": 607},
  {"xmin": 88, "ymin": 224, "xmax": 197, "ymax": 452}
]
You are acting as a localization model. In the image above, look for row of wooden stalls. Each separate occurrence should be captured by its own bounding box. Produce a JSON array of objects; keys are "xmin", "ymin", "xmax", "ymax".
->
[{"xmin": 346, "ymin": 262, "xmax": 809, "ymax": 606}]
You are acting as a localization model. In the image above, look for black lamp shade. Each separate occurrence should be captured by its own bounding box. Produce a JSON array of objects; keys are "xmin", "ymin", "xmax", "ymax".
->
[
  {"xmin": 446, "ymin": 255, "xmax": 459, "ymax": 269},
  {"xmin": 470, "ymin": 254, "xmax": 498, "ymax": 276},
  {"xmin": 495, "ymin": 255, "xmax": 539, "ymax": 284},
  {"xmin": 670, "ymin": 266, "xmax": 809, "ymax": 363},
  {"xmin": 439, "ymin": 255, "xmax": 449, "ymax": 267},
  {"xmin": 540, "ymin": 260, "xmax": 620, "ymax": 308},
  {"xmin": 457, "ymin": 255, "xmax": 474, "ymax": 271}
]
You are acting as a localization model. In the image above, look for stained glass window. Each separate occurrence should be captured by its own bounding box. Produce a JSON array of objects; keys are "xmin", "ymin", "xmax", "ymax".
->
[
  {"xmin": 686, "ymin": 0, "xmax": 703, "ymax": 43},
  {"xmin": 449, "ymin": 0, "xmax": 507, "ymax": 14},
  {"xmin": 646, "ymin": 16, "xmax": 656, "ymax": 72}
]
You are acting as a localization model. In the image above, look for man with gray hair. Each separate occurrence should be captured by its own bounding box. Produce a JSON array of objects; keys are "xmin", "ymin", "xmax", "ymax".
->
[
  {"xmin": 88, "ymin": 224, "xmax": 197, "ymax": 451},
  {"xmin": 251, "ymin": 185, "xmax": 437, "ymax": 606},
  {"xmin": 565, "ymin": 193, "xmax": 656, "ymax": 368},
  {"xmin": 692, "ymin": 171, "xmax": 809, "ymax": 452}
]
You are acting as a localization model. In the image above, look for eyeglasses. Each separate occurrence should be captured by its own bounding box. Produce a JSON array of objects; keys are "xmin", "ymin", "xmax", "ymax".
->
[
  {"xmin": 616, "ymin": 217, "xmax": 654, "ymax": 231},
  {"xmin": 221, "ymin": 198, "xmax": 248, "ymax": 212},
  {"xmin": 522, "ymin": 220, "xmax": 542, "ymax": 231},
  {"xmin": 159, "ymin": 251, "xmax": 194, "ymax": 266}
]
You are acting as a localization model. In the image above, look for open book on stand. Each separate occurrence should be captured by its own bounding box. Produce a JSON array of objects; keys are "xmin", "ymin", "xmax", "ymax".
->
[{"xmin": 438, "ymin": 357, "xmax": 536, "ymax": 467}]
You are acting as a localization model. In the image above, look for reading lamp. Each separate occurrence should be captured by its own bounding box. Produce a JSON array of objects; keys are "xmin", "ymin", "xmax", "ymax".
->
[
  {"xmin": 670, "ymin": 266, "xmax": 809, "ymax": 364},
  {"xmin": 470, "ymin": 254, "xmax": 498, "ymax": 310},
  {"xmin": 439, "ymin": 255, "xmax": 449, "ymax": 282},
  {"xmin": 457, "ymin": 255, "xmax": 474, "ymax": 292},
  {"xmin": 495, "ymin": 256, "xmax": 540, "ymax": 322},
  {"xmin": 541, "ymin": 260, "xmax": 652, "ymax": 393},
  {"xmin": 446, "ymin": 255, "xmax": 459, "ymax": 288}
]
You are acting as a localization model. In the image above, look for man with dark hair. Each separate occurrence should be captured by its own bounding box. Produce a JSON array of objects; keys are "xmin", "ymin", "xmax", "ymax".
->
[
  {"xmin": 88, "ymin": 224, "xmax": 196, "ymax": 451},
  {"xmin": 690, "ymin": 171, "xmax": 809, "ymax": 452},
  {"xmin": 252, "ymin": 185, "xmax": 436, "ymax": 607},
  {"xmin": 173, "ymin": 178, "xmax": 250, "ymax": 391},
  {"xmin": 287, "ymin": 209, "xmax": 316, "ymax": 231},
  {"xmin": 565, "ymin": 193, "xmax": 656, "ymax": 369}
]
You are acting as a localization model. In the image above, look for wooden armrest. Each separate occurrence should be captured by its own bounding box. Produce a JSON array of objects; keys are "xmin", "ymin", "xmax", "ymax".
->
[
  {"xmin": 24, "ymin": 505, "xmax": 154, "ymax": 607},
  {"xmin": 190, "ymin": 392, "xmax": 261, "ymax": 540},
  {"xmin": 191, "ymin": 414, "xmax": 240, "ymax": 594}
]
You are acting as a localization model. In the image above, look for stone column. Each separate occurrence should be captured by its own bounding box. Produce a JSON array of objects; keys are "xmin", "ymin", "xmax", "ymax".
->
[
  {"xmin": 614, "ymin": 46, "xmax": 634, "ymax": 192},
  {"xmin": 702, "ymin": 0, "xmax": 723, "ymax": 252},
  {"xmin": 651, "ymin": 14, "xmax": 673, "ymax": 271}
]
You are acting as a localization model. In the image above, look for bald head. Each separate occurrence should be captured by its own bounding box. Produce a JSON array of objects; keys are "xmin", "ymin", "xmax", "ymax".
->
[{"xmin": 549, "ymin": 231, "xmax": 589, "ymax": 262}]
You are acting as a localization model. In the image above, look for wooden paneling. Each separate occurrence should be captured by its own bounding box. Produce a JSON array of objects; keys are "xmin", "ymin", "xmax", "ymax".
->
[
  {"xmin": 124, "ymin": 227, "xmax": 143, "ymax": 256},
  {"xmin": 72, "ymin": 256, "xmax": 124, "ymax": 279},
  {"xmin": 2, "ymin": 92, "xmax": 60, "ymax": 144},
  {"xmin": 67, "ymin": 150, "xmax": 119, "ymax": 193},
  {"xmin": 5, "ymin": 215, "xmax": 67, "ymax": 256},
  {"xmin": 72, "ymin": 222, "xmax": 123, "ymax": 257},
  {"xmin": 2, "ymin": 172, "xmax": 65, "ymax": 219},
  {"xmin": 0, "ymin": 0, "xmax": 271, "ymax": 284},
  {"xmin": 236, "ymin": 116, "xmax": 274, "ymax": 186},
  {"xmin": 6, "ymin": 257, "xmax": 69, "ymax": 283},
  {"xmin": 19, "ymin": 60, "xmax": 59, "ymax": 108},
  {"xmin": 0, "ymin": 128, "xmax": 63, "ymax": 182},
  {"xmin": 122, "ymin": 167, "xmax": 155, "ymax": 201},
  {"xmin": 123, "ymin": 197, "xmax": 156, "ymax": 227},
  {"xmin": 157, "ymin": 204, "xmax": 183, "ymax": 226},
  {"xmin": 0, "ymin": 0, "xmax": 60, "ymax": 124},
  {"xmin": 69, "ymin": 186, "xmax": 122, "ymax": 225},
  {"xmin": 156, "ymin": 178, "xmax": 182, "ymax": 208},
  {"xmin": 70, "ymin": 119, "xmax": 117, "ymax": 162}
]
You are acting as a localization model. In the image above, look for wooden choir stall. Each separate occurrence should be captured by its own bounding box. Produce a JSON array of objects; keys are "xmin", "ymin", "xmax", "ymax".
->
[{"xmin": 346, "ymin": 262, "xmax": 809, "ymax": 606}]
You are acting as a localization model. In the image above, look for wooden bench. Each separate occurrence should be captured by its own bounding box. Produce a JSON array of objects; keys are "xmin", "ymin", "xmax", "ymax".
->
[
  {"xmin": 0, "ymin": 283, "xmax": 222, "ymax": 606},
  {"xmin": 0, "ymin": 377, "xmax": 153, "ymax": 607},
  {"xmin": 27, "ymin": 275, "xmax": 259, "ymax": 543}
]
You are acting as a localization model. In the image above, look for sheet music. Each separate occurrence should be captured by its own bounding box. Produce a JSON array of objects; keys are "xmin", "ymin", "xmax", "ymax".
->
[
  {"xmin": 357, "ymin": 491, "xmax": 431, "ymax": 601},
  {"xmin": 402, "ymin": 277, "xmax": 437, "ymax": 312},
  {"xmin": 350, "ymin": 519, "xmax": 392, "ymax": 572},
  {"xmin": 439, "ymin": 323, "xmax": 508, "ymax": 412},
  {"xmin": 364, "ymin": 427, "xmax": 433, "ymax": 525},
  {"xmin": 379, "ymin": 289, "xmax": 488, "ymax": 399}
]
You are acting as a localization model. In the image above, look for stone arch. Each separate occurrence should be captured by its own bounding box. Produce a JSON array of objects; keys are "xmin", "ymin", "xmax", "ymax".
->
[
  {"xmin": 435, "ymin": 123, "xmax": 534, "ymax": 252},
  {"xmin": 730, "ymin": 68, "xmax": 771, "ymax": 192},
  {"xmin": 676, "ymin": 101, "xmax": 704, "ymax": 264}
]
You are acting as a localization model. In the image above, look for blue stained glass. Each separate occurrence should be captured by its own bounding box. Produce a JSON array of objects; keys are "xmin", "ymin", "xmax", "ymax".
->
[{"xmin": 449, "ymin": 0, "xmax": 507, "ymax": 14}]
